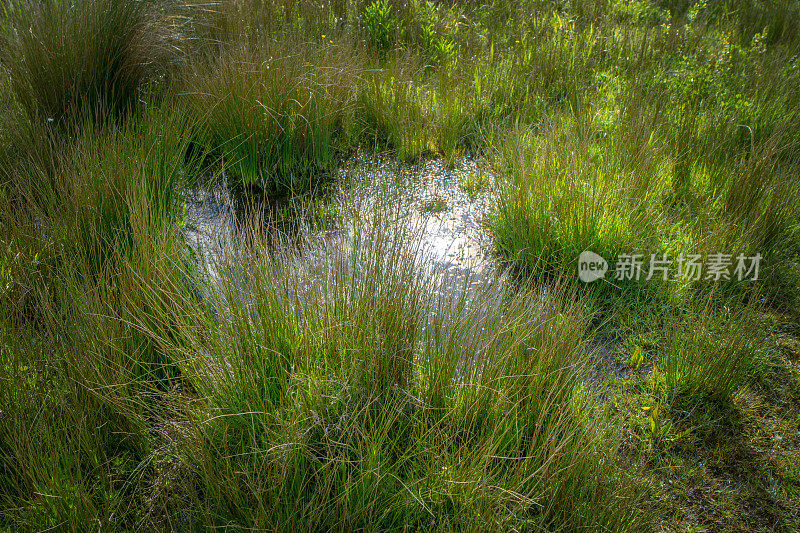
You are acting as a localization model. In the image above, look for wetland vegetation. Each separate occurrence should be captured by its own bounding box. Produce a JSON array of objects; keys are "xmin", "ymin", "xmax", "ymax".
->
[{"xmin": 0, "ymin": 0, "xmax": 799, "ymax": 530}]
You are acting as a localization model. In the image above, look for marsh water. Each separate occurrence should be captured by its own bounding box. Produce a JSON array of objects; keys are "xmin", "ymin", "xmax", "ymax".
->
[{"xmin": 183, "ymin": 153, "xmax": 499, "ymax": 300}]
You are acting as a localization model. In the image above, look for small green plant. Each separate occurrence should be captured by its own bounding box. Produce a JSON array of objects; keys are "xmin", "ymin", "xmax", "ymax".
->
[
  {"xmin": 629, "ymin": 346, "xmax": 644, "ymax": 370},
  {"xmin": 363, "ymin": 0, "xmax": 400, "ymax": 57},
  {"xmin": 419, "ymin": 18, "xmax": 455, "ymax": 64},
  {"xmin": 410, "ymin": 1, "xmax": 458, "ymax": 66},
  {"xmin": 460, "ymin": 171, "xmax": 490, "ymax": 200},
  {"xmin": 639, "ymin": 401, "xmax": 694, "ymax": 453},
  {"xmin": 420, "ymin": 195, "xmax": 447, "ymax": 214},
  {"xmin": 645, "ymin": 404, "xmax": 671, "ymax": 446}
]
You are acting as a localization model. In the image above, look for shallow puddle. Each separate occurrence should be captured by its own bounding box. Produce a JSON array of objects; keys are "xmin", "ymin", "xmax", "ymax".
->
[
  {"xmin": 336, "ymin": 153, "xmax": 498, "ymax": 298},
  {"xmin": 183, "ymin": 153, "xmax": 499, "ymax": 301}
]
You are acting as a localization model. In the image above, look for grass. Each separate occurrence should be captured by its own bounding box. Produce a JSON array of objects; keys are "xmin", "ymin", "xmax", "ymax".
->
[
  {"xmin": 0, "ymin": 0, "xmax": 180, "ymax": 126},
  {"xmin": 184, "ymin": 34, "xmax": 363, "ymax": 195},
  {"xmin": 1, "ymin": 0, "xmax": 800, "ymax": 530},
  {"xmin": 125, "ymin": 221, "xmax": 644, "ymax": 530},
  {"xmin": 491, "ymin": 110, "xmax": 671, "ymax": 281}
]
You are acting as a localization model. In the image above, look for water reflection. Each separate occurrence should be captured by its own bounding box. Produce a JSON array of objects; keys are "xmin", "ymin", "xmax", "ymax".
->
[{"xmin": 183, "ymin": 153, "xmax": 499, "ymax": 302}]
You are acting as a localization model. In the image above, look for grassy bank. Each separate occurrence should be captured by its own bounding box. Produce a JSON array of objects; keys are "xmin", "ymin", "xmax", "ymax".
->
[{"xmin": 1, "ymin": 0, "xmax": 799, "ymax": 531}]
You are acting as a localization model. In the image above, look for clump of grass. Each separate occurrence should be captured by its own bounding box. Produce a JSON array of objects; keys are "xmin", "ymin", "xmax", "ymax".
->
[
  {"xmin": 5, "ymin": 107, "xmax": 193, "ymax": 266},
  {"xmin": 358, "ymin": 57, "xmax": 485, "ymax": 162},
  {"xmin": 677, "ymin": 128, "xmax": 800, "ymax": 302},
  {"xmin": 460, "ymin": 169, "xmax": 490, "ymax": 200},
  {"xmin": 0, "ymin": 219, "xmax": 200, "ymax": 529},
  {"xmin": 0, "ymin": 101, "xmax": 198, "ymax": 345},
  {"xmin": 0, "ymin": 328, "xmax": 151, "ymax": 529},
  {"xmin": 186, "ymin": 37, "xmax": 362, "ymax": 196},
  {"xmin": 0, "ymin": 0, "xmax": 180, "ymax": 126},
  {"xmin": 491, "ymin": 109, "xmax": 671, "ymax": 279},
  {"xmin": 120, "ymin": 214, "xmax": 646, "ymax": 530},
  {"xmin": 660, "ymin": 294, "xmax": 765, "ymax": 403},
  {"xmin": 0, "ymin": 110, "xmax": 200, "ymax": 529},
  {"xmin": 359, "ymin": 58, "xmax": 434, "ymax": 161}
]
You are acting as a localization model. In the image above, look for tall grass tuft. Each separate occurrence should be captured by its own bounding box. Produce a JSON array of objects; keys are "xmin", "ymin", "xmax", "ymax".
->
[
  {"xmin": 0, "ymin": 0, "xmax": 179, "ymax": 125},
  {"xmin": 491, "ymin": 106, "xmax": 671, "ymax": 279},
  {"xmin": 186, "ymin": 36, "xmax": 362, "ymax": 195},
  {"xmin": 119, "ymin": 210, "xmax": 646, "ymax": 530},
  {"xmin": 661, "ymin": 294, "xmax": 764, "ymax": 402},
  {"xmin": 0, "ymin": 108, "xmax": 200, "ymax": 528}
]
